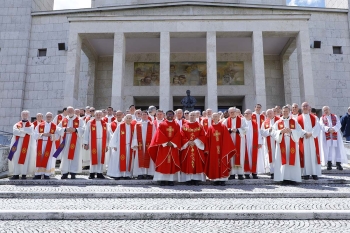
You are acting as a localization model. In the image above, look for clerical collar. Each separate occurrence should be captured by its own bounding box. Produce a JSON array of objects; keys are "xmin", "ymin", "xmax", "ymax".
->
[
  {"xmin": 167, "ymin": 120, "xmax": 173, "ymax": 122},
  {"xmin": 22, "ymin": 120, "xmax": 28, "ymax": 122},
  {"xmin": 283, "ymin": 117, "xmax": 289, "ymax": 119},
  {"xmin": 46, "ymin": 121, "xmax": 51, "ymax": 124}
]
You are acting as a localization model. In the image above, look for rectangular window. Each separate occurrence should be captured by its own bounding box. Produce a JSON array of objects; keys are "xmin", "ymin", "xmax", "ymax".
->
[
  {"xmin": 333, "ymin": 46, "xmax": 342, "ymax": 54},
  {"xmin": 38, "ymin": 48, "xmax": 47, "ymax": 57}
]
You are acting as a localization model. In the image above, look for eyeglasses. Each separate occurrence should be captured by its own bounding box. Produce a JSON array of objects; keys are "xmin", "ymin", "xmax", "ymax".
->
[
  {"xmin": 185, "ymin": 113, "xmax": 189, "ymax": 115},
  {"xmin": 90, "ymin": 110, "xmax": 95, "ymax": 112}
]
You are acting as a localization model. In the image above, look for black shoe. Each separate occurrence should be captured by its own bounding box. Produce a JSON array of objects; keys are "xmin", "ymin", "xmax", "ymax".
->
[
  {"xmin": 21, "ymin": 175, "xmax": 26, "ymax": 180},
  {"xmin": 270, "ymin": 173, "xmax": 274, "ymax": 179},
  {"xmin": 97, "ymin": 173, "xmax": 105, "ymax": 179},
  {"xmin": 168, "ymin": 181, "xmax": 175, "ymax": 186},
  {"xmin": 228, "ymin": 175, "xmax": 235, "ymax": 180},
  {"xmin": 88, "ymin": 173, "xmax": 96, "ymax": 179},
  {"xmin": 289, "ymin": 181, "xmax": 297, "ymax": 185},
  {"xmin": 146, "ymin": 175, "xmax": 153, "ymax": 180},
  {"xmin": 213, "ymin": 181, "xmax": 220, "ymax": 186},
  {"xmin": 9, "ymin": 175, "xmax": 19, "ymax": 180},
  {"xmin": 83, "ymin": 166, "xmax": 90, "ymax": 170},
  {"xmin": 33, "ymin": 175, "xmax": 41, "ymax": 180},
  {"xmin": 70, "ymin": 173, "xmax": 76, "ymax": 179},
  {"xmin": 193, "ymin": 180, "xmax": 200, "ymax": 186},
  {"xmin": 312, "ymin": 175, "xmax": 318, "ymax": 180},
  {"xmin": 336, "ymin": 162, "xmax": 343, "ymax": 170},
  {"xmin": 244, "ymin": 174, "xmax": 250, "ymax": 179},
  {"xmin": 238, "ymin": 175, "xmax": 244, "ymax": 180},
  {"xmin": 186, "ymin": 181, "xmax": 192, "ymax": 186},
  {"xmin": 303, "ymin": 175, "xmax": 310, "ymax": 180},
  {"xmin": 43, "ymin": 175, "xmax": 50, "ymax": 180},
  {"xmin": 220, "ymin": 181, "xmax": 226, "ymax": 186},
  {"xmin": 137, "ymin": 175, "xmax": 144, "ymax": 180},
  {"xmin": 61, "ymin": 173, "xmax": 68, "ymax": 179},
  {"xmin": 123, "ymin": 177, "xmax": 131, "ymax": 180},
  {"xmin": 113, "ymin": 177, "xmax": 120, "ymax": 180},
  {"xmin": 252, "ymin": 174, "xmax": 258, "ymax": 179},
  {"xmin": 160, "ymin": 181, "xmax": 166, "ymax": 186},
  {"xmin": 327, "ymin": 161, "xmax": 332, "ymax": 170}
]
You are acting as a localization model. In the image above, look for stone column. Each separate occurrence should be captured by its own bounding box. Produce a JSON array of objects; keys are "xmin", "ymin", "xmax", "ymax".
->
[
  {"xmin": 159, "ymin": 32, "xmax": 171, "ymax": 110},
  {"xmin": 111, "ymin": 32, "xmax": 126, "ymax": 110},
  {"xmin": 64, "ymin": 31, "xmax": 82, "ymax": 107},
  {"xmin": 206, "ymin": 31, "xmax": 218, "ymax": 111},
  {"xmin": 281, "ymin": 55, "xmax": 292, "ymax": 105},
  {"xmin": 252, "ymin": 31, "xmax": 267, "ymax": 109},
  {"xmin": 296, "ymin": 30, "xmax": 315, "ymax": 106}
]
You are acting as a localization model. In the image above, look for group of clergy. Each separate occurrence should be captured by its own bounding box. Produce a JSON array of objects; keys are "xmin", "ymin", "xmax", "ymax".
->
[{"xmin": 7, "ymin": 102, "xmax": 348, "ymax": 186}]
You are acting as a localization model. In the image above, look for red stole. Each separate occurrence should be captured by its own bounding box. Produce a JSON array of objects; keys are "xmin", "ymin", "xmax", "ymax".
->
[
  {"xmin": 244, "ymin": 120, "xmax": 259, "ymax": 173},
  {"xmin": 15, "ymin": 121, "xmax": 32, "ymax": 164},
  {"xmin": 110, "ymin": 121, "xmax": 119, "ymax": 133},
  {"xmin": 227, "ymin": 117, "xmax": 242, "ymax": 166},
  {"xmin": 84, "ymin": 116, "xmax": 91, "ymax": 123},
  {"xmin": 322, "ymin": 114, "xmax": 338, "ymax": 141},
  {"xmin": 118, "ymin": 123, "xmax": 133, "ymax": 172},
  {"xmin": 136, "ymin": 122, "xmax": 153, "ymax": 168},
  {"xmin": 297, "ymin": 114, "xmax": 320, "ymax": 167},
  {"xmin": 202, "ymin": 118, "xmax": 211, "ymax": 133},
  {"xmin": 55, "ymin": 115, "xmax": 63, "ymax": 149},
  {"xmin": 252, "ymin": 113, "xmax": 265, "ymax": 126},
  {"xmin": 90, "ymin": 120, "xmax": 107, "ymax": 165},
  {"xmin": 36, "ymin": 122, "xmax": 56, "ymax": 168},
  {"xmin": 264, "ymin": 119, "xmax": 273, "ymax": 163},
  {"xmin": 33, "ymin": 121, "xmax": 42, "ymax": 129},
  {"xmin": 277, "ymin": 119, "xmax": 296, "ymax": 166},
  {"xmin": 102, "ymin": 116, "xmax": 115, "ymax": 123},
  {"xmin": 61, "ymin": 117, "xmax": 80, "ymax": 160}
]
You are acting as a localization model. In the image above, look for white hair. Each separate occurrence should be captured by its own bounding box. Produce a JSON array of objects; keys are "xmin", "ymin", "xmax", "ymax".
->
[
  {"xmin": 95, "ymin": 110, "xmax": 103, "ymax": 115},
  {"xmin": 21, "ymin": 110, "xmax": 30, "ymax": 115},
  {"xmin": 45, "ymin": 112, "xmax": 53, "ymax": 116}
]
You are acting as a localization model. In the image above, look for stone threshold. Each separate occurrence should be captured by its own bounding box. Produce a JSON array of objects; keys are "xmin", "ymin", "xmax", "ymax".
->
[{"xmin": 1, "ymin": 210, "xmax": 350, "ymax": 220}]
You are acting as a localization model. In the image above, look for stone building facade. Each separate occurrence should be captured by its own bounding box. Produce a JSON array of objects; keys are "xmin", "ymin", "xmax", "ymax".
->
[{"xmin": 0, "ymin": 0, "xmax": 350, "ymax": 132}]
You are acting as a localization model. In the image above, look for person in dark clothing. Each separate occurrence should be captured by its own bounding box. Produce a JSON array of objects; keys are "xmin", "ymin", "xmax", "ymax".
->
[{"xmin": 340, "ymin": 107, "xmax": 350, "ymax": 141}]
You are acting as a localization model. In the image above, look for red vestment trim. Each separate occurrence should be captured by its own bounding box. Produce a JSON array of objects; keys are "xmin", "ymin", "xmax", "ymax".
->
[
  {"xmin": 227, "ymin": 117, "xmax": 242, "ymax": 166},
  {"xmin": 244, "ymin": 120, "xmax": 259, "ymax": 173},
  {"xmin": 36, "ymin": 122, "xmax": 56, "ymax": 168},
  {"xmin": 90, "ymin": 120, "xmax": 107, "ymax": 165},
  {"xmin": 136, "ymin": 122, "xmax": 153, "ymax": 168},
  {"xmin": 277, "ymin": 119, "xmax": 296, "ymax": 166},
  {"xmin": 16, "ymin": 121, "xmax": 31, "ymax": 165},
  {"xmin": 61, "ymin": 117, "xmax": 80, "ymax": 160}
]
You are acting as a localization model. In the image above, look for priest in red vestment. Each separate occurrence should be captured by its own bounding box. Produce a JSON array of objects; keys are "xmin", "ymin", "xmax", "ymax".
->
[
  {"xmin": 205, "ymin": 113, "xmax": 236, "ymax": 186},
  {"xmin": 180, "ymin": 111, "xmax": 207, "ymax": 185},
  {"xmin": 148, "ymin": 110, "xmax": 181, "ymax": 186}
]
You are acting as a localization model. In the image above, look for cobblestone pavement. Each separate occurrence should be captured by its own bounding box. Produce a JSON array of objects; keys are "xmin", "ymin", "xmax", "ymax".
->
[
  {"xmin": 1, "ymin": 197, "xmax": 349, "ymax": 210},
  {"xmin": 0, "ymin": 183, "xmax": 348, "ymax": 194},
  {"xmin": 0, "ymin": 220, "xmax": 349, "ymax": 233}
]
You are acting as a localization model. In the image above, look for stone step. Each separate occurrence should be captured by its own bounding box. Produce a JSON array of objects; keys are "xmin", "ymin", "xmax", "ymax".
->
[
  {"xmin": 0, "ymin": 184, "xmax": 349, "ymax": 199},
  {"xmin": 1, "ymin": 174, "xmax": 350, "ymax": 185},
  {"xmin": 0, "ymin": 220, "xmax": 349, "ymax": 232},
  {"xmin": 0, "ymin": 197, "xmax": 349, "ymax": 220}
]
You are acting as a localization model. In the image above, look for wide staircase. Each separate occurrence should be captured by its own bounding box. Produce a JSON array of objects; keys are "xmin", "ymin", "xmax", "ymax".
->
[{"xmin": 0, "ymin": 163, "xmax": 349, "ymax": 232}]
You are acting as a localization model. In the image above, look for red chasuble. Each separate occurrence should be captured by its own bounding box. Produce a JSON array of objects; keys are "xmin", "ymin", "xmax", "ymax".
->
[
  {"xmin": 180, "ymin": 122, "xmax": 207, "ymax": 174},
  {"xmin": 148, "ymin": 120, "xmax": 181, "ymax": 174},
  {"xmin": 276, "ymin": 119, "xmax": 296, "ymax": 166},
  {"xmin": 204, "ymin": 123, "xmax": 236, "ymax": 179},
  {"xmin": 244, "ymin": 120, "xmax": 259, "ymax": 173},
  {"xmin": 136, "ymin": 122, "xmax": 153, "ymax": 168},
  {"xmin": 15, "ymin": 121, "xmax": 32, "ymax": 164},
  {"xmin": 201, "ymin": 118, "xmax": 210, "ymax": 133},
  {"xmin": 297, "ymin": 114, "xmax": 320, "ymax": 168},
  {"xmin": 110, "ymin": 121, "xmax": 119, "ymax": 133},
  {"xmin": 102, "ymin": 116, "xmax": 116, "ymax": 123},
  {"xmin": 36, "ymin": 122, "xmax": 56, "ymax": 168}
]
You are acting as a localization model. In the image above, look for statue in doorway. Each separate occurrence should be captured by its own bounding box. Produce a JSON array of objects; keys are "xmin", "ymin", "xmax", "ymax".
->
[{"xmin": 181, "ymin": 90, "xmax": 197, "ymax": 111}]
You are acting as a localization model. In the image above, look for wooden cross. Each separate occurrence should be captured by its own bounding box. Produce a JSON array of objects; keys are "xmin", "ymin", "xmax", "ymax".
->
[
  {"xmin": 166, "ymin": 126, "xmax": 174, "ymax": 137},
  {"xmin": 214, "ymin": 130, "xmax": 221, "ymax": 141}
]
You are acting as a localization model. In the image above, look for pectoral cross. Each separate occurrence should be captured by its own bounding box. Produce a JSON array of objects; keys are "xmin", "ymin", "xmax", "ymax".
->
[
  {"xmin": 138, "ymin": 142, "xmax": 142, "ymax": 150},
  {"xmin": 166, "ymin": 126, "xmax": 174, "ymax": 137},
  {"xmin": 214, "ymin": 130, "xmax": 221, "ymax": 142}
]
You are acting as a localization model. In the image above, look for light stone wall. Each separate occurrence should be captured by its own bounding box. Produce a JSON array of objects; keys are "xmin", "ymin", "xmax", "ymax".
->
[
  {"xmin": 0, "ymin": 0, "xmax": 32, "ymax": 131},
  {"xmin": 94, "ymin": 53, "xmax": 283, "ymax": 110},
  {"xmin": 32, "ymin": 0, "xmax": 54, "ymax": 12}
]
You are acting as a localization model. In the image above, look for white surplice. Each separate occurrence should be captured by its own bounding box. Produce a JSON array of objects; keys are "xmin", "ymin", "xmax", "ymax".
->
[
  {"xmin": 319, "ymin": 114, "xmax": 348, "ymax": 165},
  {"xmin": 272, "ymin": 118, "xmax": 303, "ymax": 182},
  {"xmin": 260, "ymin": 117, "xmax": 279, "ymax": 174},
  {"xmin": 57, "ymin": 116, "xmax": 85, "ymax": 174},
  {"xmin": 33, "ymin": 121, "xmax": 60, "ymax": 176},
  {"xmin": 8, "ymin": 122, "xmax": 36, "ymax": 176},
  {"xmin": 131, "ymin": 121, "xmax": 156, "ymax": 177},
  {"xmin": 222, "ymin": 117, "xmax": 247, "ymax": 175},
  {"xmin": 83, "ymin": 120, "xmax": 108, "ymax": 173},
  {"xmin": 107, "ymin": 123, "xmax": 132, "ymax": 177},
  {"xmin": 245, "ymin": 120, "xmax": 265, "ymax": 174},
  {"xmin": 300, "ymin": 114, "xmax": 322, "ymax": 176}
]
